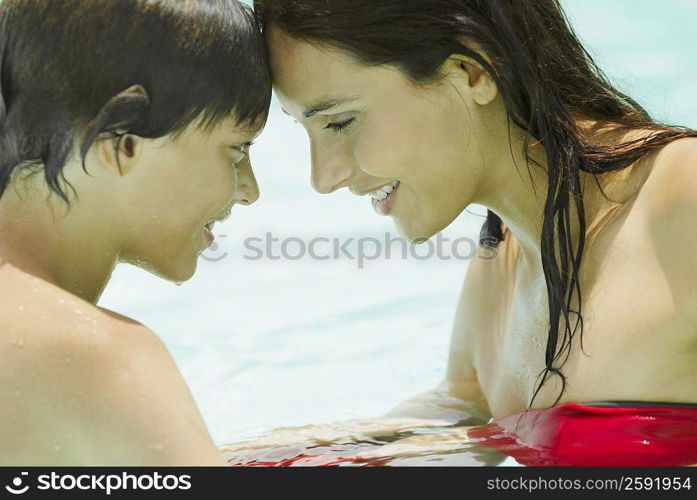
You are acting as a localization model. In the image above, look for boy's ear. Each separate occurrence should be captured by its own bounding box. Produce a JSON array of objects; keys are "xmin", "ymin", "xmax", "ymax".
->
[
  {"xmin": 82, "ymin": 84, "xmax": 150, "ymax": 175},
  {"xmin": 96, "ymin": 133, "xmax": 145, "ymax": 176}
]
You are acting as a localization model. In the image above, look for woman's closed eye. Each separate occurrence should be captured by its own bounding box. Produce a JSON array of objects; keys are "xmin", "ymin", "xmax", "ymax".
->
[{"xmin": 324, "ymin": 115, "xmax": 356, "ymax": 134}]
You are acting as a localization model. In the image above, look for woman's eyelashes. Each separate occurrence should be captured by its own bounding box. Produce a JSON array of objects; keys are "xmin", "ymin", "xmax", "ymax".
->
[{"xmin": 324, "ymin": 117, "xmax": 356, "ymax": 134}]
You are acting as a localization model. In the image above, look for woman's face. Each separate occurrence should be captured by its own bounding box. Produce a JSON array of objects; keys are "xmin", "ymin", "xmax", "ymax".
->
[
  {"xmin": 266, "ymin": 27, "xmax": 491, "ymax": 241},
  {"xmin": 110, "ymin": 113, "xmax": 262, "ymax": 282}
]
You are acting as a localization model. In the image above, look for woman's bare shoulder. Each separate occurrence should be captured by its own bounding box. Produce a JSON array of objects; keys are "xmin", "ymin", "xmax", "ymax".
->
[
  {"xmin": 642, "ymin": 136, "xmax": 697, "ymax": 197},
  {"xmin": 639, "ymin": 136, "xmax": 697, "ymax": 318},
  {"xmin": 639, "ymin": 137, "xmax": 697, "ymax": 238}
]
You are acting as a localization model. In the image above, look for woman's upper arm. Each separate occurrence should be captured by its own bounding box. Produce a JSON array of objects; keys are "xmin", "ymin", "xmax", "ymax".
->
[
  {"xmin": 446, "ymin": 260, "xmax": 480, "ymax": 387},
  {"xmin": 444, "ymin": 239, "xmax": 509, "ymax": 416},
  {"xmin": 446, "ymin": 245, "xmax": 491, "ymax": 387}
]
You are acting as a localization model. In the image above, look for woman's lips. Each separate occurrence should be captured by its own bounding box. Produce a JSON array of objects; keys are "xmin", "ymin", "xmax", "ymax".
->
[{"xmin": 370, "ymin": 181, "xmax": 400, "ymax": 216}]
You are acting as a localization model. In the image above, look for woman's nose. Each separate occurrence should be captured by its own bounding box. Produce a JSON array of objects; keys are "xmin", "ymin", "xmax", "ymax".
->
[
  {"xmin": 234, "ymin": 157, "xmax": 260, "ymax": 205},
  {"xmin": 310, "ymin": 144, "xmax": 353, "ymax": 194}
]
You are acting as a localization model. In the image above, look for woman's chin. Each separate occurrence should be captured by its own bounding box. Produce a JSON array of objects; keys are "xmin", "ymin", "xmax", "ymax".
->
[
  {"xmin": 394, "ymin": 216, "xmax": 446, "ymax": 244},
  {"xmin": 395, "ymin": 225, "xmax": 434, "ymax": 244}
]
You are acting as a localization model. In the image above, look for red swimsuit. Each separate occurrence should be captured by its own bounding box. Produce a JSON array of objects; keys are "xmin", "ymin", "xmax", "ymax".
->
[
  {"xmin": 468, "ymin": 402, "xmax": 697, "ymax": 466},
  {"xmin": 231, "ymin": 402, "xmax": 697, "ymax": 467}
]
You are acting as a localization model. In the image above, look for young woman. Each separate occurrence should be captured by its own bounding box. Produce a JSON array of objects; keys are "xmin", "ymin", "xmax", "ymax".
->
[
  {"xmin": 0, "ymin": 0, "xmax": 270, "ymax": 465},
  {"xmin": 224, "ymin": 0, "xmax": 697, "ymax": 464}
]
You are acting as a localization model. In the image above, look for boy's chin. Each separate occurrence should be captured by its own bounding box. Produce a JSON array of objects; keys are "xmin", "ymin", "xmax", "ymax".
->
[{"xmin": 130, "ymin": 257, "xmax": 197, "ymax": 286}]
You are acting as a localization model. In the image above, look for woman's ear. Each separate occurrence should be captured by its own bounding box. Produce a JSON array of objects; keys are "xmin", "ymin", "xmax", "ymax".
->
[{"xmin": 447, "ymin": 54, "xmax": 498, "ymax": 106}]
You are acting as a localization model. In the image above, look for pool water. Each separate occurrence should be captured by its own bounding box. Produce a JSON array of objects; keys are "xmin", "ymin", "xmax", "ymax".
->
[
  {"xmin": 98, "ymin": 0, "xmax": 697, "ymax": 465},
  {"xmin": 221, "ymin": 401, "xmax": 697, "ymax": 467},
  {"xmin": 225, "ymin": 425, "xmax": 516, "ymax": 467}
]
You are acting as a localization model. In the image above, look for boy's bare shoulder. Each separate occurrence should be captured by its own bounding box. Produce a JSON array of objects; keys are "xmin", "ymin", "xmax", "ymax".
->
[
  {"xmin": 1, "ymin": 281, "xmax": 159, "ymax": 384},
  {"xmin": 0, "ymin": 272, "xmax": 148, "ymax": 355},
  {"xmin": 0, "ymin": 274, "xmax": 224, "ymax": 465}
]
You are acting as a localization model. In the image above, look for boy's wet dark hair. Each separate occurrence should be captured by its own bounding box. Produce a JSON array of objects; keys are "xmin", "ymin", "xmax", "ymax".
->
[{"xmin": 0, "ymin": 0, "xmax": 271, "ymax": 202}]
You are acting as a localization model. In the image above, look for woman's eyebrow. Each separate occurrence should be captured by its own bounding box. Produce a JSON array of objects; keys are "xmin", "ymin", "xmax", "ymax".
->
[
  {"xmin": 302, "ymin": 97, "xmax": 358, "ymax": 118},
  {"xmin": 280, "ymin": 97, "xmax": 358, "ymax": 120}
]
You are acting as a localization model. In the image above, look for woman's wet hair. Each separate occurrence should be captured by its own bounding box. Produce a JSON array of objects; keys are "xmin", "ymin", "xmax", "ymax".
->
[
  {"xmin": 0, "ymin": 0, "xmax": 271, "ymax": 202},
  {"xmin": 254, "ymin": 0, "xmax": 697, "ymax": 409}
]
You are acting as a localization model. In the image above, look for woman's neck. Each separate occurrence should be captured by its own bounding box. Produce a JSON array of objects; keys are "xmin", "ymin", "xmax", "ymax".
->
[{"xmin": 472, "ymin": 117, "xmax": 654, "ymax": 272}]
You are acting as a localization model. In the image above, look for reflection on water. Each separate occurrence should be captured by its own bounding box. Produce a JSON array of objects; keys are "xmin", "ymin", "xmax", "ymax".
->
[{"xmin": 224, "ymin": 423, "xmax": 513, "ymax": 467}]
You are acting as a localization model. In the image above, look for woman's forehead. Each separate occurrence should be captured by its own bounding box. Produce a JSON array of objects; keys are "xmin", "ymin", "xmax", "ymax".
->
[
  {"xmin": 266, "ymin": 26, "xmax": 358, "ymax": 82},
  {"xmin": 266, "ymin": 28, "xmax": 380, "ymax": 114}
]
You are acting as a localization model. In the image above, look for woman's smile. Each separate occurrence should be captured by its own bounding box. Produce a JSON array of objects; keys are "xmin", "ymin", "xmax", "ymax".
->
[{"xmin": 367, "ymin": 180, "xmax": 400, "ymax": 216}]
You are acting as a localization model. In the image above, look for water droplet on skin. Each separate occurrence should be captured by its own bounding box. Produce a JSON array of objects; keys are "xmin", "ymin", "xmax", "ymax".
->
[{"xmin": 18, "ymin": 305, "xmax": 25, "ymax": 312}]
